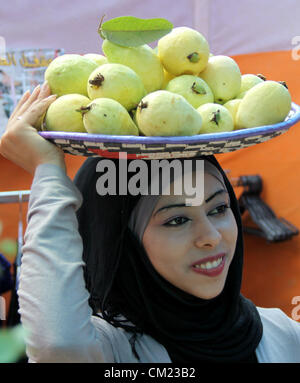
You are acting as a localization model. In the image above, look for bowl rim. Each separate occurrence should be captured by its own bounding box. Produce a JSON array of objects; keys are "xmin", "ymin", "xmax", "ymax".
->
[{"xmin": 39, "ymin": 101, "xmax": 300, "ymax": 145}]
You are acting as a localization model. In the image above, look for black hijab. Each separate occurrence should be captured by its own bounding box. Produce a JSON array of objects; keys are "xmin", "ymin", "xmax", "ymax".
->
[{"xmin": 74, "ymin": 155, "xmax": 263, "ymax": 363}]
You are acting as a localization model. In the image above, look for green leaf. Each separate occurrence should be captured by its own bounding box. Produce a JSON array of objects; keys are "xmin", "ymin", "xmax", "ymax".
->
[{"xmin": 99, "ymin": 16, "xmax": 173, "ymax": 47}]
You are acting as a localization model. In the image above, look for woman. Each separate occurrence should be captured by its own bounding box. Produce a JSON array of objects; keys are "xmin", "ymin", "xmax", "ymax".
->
[{"xmin": 1, "ymin": 83, "xmax": 299, "ymax": 363}]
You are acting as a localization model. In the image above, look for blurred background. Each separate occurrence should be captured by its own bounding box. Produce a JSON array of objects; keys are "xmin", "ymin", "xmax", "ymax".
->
[{"xmin": 0, "ymin": 0, "xmax": 300, "ymax": 358}]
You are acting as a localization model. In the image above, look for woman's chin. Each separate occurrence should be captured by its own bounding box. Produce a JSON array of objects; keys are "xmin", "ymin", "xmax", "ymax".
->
[{"xmin": 188, "ymin": 281, "xmax": 226, "ymax": 300}]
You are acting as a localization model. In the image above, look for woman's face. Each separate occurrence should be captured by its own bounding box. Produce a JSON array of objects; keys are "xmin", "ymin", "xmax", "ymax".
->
[{"xmin": 142, "ymin": 171, "xmax": 238, "ymax": 299}]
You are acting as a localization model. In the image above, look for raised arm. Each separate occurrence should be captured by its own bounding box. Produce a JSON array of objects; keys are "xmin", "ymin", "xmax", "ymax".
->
[{"xmin": 0, "ymin": 84, "xmax": 114, "ymax": 362}]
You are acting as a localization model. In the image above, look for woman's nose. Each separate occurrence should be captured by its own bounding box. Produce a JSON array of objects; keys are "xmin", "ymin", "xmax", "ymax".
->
[{"xmin": 194, "ymin": 219, "xmax": 222, "ymax": 248}]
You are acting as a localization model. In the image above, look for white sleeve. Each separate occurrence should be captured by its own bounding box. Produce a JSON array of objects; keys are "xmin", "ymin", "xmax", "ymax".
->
[{"xmin": 18, "ymin": 163, "xmax": 115, "ymax": 363}]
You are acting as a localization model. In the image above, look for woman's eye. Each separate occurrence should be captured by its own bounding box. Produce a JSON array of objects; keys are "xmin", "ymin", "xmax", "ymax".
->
[
  {"xmin": 164, "ymin": 216, "xmax": 189, "ymax": 227},
  {"xmin": 209, "ymin": 204, "xmax": 229, "ymax": 216},
  {"xmin": 163, "ymin": 204, "xmax": 230, "ymax": 226}
]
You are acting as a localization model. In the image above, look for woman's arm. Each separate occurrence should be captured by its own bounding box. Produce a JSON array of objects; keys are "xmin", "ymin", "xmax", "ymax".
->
[
  {"xmin": 18, "ymin": 163, "xmax": 114, "ymax": 362},
  {"xmin": 0, "ymin": 83, "xmax": 114, "ymax": 362}
]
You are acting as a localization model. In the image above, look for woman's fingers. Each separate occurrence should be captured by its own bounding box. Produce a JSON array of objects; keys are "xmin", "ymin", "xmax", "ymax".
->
[
  {"xmin": 9, "ymin": 90, "xmax": 31, "ymax": 121},
  {"xmin": 37, "ymin": 81, "xmax": 51, "ymax": 100},
  {"xmin": 9, "ymin": 82, "xmax": 52, "ymax": 124},
  {"xmin": 21, "ymin": 94, "xmax": 57, "ymax": 126},
  {"xmin": 5, "ymin": 82, "xmax": 56, "ymax": 134},
  {"xmin": 16, "ymin": 84, "xmax": 42, "ymax": 118}
]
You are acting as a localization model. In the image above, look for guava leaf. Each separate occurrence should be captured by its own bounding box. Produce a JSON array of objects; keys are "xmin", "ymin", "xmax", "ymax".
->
[{"xmin": 99, "ymin": 16, "xmax": 173, "ymax": 47}]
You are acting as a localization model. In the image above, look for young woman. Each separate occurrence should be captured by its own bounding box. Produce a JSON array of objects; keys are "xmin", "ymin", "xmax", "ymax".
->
[{"xmin": 0, "ymin": 83, "xmax": 299, "ymax": 363}]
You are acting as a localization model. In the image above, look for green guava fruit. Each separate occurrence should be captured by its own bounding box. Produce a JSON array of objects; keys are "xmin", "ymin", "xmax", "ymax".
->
[
  {"xmin": 135, "ymin": 90, "xmax": 202, "ymax": 136},
  {"xmin": 223, "ymin": 99, "xmax": 242, "ymax": 129},
  {"xmin": 236, "ymin": 80, "xmax": 292, "ymax": 129},
  {"xmin": 102, "ymin": 39, "xmax": 164, "ymax": 93},
  {"xmin": 43, "ymin": 94, "xmax": 90, "ymax": 132},
  {"xmin": 44, "ymin": 54, "xmax": 98, "ymax": 97},
  {"xmin": 79, "ymin": 98, "xmax": 139, "ymax": 136},
  {"xmin": 199, "ymin": 55, "xmax": 241, "ymax": 104},
  {"xmin": 83, "ymin": 53, "xmax": 108, "ymax": 66},
  {"xmin": 165, "ymin": 75, "xmax": 214, "ymax": 108},
  {"xmin": 157, "ymin": 27, "xmax": 210, "ymax": 76},
  {"xmin": 235, "ymin": 74, "xmax": 265, "ymax": 99},
  {"xmin": 87, "ymin": 63, "xmax": 146, "ymax": 111},
  {"xmin": 197, "ymin": 103, "xmax": 234, "ymax": 134}
]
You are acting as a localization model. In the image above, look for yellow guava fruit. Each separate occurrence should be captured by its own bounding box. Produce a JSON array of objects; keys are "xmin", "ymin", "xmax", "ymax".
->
[
  {"xmin": 43, "ymin": 94, "xmax": 90, "ymax": 132},
  {"xmin": 87, "ymin": 63, "xmax": 146, "ymax": 111},
  {"xmin": 102, "ymin": 39, "xmax": 164, "ymax": 93},
  {"xmin": 79, "ymin": 98, "xmax": 139, "ymax": 136},
  {"xmin": 157, "ymin": 27, "xmax": 210, "ymax": 76},
  {"xmin": 83, "ymin": 53, "xmax": 108, "ymax": 66},
  {"xmin": 223, "ymin": 99, "xmax": 242, "ymax": 129},
  {"xmin": 165, "ymin": 75, "xmax": 214, "ymax": 108},
  {"xmin": 235, "ymin": 80, "xmax": 292, "ymax": 129},
  {"xmin": 135, "ymin": 90, "xmax": 202, "ymax": 136},
  {"xmin": 235, "ymin": 74, "xmax": 265, "ymax": 99},
  {"xmin": 197, "ymin": 103, "xmax": 234, "ymax": 134},
  {"xmin": 199, "ymin": 55, "xmax": 241, "ymax": 104},
  {"xmin": 45, "ymin": 54, "xmax": 98, "ymax": 97}
]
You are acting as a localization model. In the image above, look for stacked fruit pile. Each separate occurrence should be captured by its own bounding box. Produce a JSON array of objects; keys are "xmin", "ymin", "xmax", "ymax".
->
[{"xmin": 42, "ymin": 17, "xmax": 292, "ymax": 137}]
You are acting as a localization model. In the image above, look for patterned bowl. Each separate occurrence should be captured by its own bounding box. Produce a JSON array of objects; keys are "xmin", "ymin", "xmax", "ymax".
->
[{"xmin": 39, "ymin": 102, "xmax": 300, "ymax": 160}]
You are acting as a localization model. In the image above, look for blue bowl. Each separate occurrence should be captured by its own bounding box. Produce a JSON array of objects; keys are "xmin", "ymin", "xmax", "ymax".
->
[{"xmin": 39, "ymin": 102, "xmax": 300, "ymax": 159}]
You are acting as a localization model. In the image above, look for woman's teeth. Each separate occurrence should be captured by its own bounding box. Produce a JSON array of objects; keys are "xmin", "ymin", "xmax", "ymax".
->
[{"xmin": 193, "ymin": 257, "xmax": 223, "ymax": 270}]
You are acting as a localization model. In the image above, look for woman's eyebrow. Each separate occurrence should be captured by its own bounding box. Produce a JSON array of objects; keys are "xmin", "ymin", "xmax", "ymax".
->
[
  {"xmin": 205, "ymin": 188, "xmax": 228, "ymax": 203},
  {"xmin": 154, "ymin": 189, "xmax": 229, "ymax": 216}
]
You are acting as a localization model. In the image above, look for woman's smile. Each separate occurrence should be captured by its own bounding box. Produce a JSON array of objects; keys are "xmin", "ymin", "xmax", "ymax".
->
[{"xmin": 190, "ymin": 253, "xmax": 227, "ymax": 277}]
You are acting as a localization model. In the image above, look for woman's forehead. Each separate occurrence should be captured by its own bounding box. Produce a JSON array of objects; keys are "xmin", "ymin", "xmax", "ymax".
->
[{"xmin": 155, "ymin": 171, "xmax": 228, "ymax": 207}]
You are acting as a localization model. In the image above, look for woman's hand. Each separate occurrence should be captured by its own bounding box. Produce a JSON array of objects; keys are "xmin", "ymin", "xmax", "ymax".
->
[{"xmin": 0, "ymin": 81, "xmax": 66, "ymax": 174}]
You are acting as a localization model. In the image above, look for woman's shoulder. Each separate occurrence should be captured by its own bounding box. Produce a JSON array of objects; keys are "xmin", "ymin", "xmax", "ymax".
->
[
  {"xmin": 90, "ymin": 314, "xmax": 171, "ymax": 363},
  {"xmin": 256, "ymin": 306, "xmax": 300, "ymax": 362},
  {"xmin": 257, "ymin": 306, "xmax": 300, "ymax": 332}
]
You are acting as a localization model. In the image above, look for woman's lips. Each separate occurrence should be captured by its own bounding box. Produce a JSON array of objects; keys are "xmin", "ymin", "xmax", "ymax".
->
[{"xmin": 190, "ymin": 253, "xmax": 226, "ymax": 277}]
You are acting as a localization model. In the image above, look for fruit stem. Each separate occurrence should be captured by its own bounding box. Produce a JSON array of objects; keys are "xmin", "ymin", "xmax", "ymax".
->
[
  {"xmin": 187, "ymin": 52, "xmax": 200, "ymax": 63},
  {"xmin": 76, "ymin": 106, "xmax": 91, "ymax": 115},
  {"xmin": 138, "ymin": 100, "xmax": 148, "ymax": 110},
  {"xmin": 98, "ymin": 14, "xmax": 106, "ymax": 40},
  {"xmin": 191, "ymin": 82, "xmax": 206, "ymax": 95},
  {"xmin": 210, "ymin": 110, "xmax": 221, "ymax": 126},
  {"xmin": 278, "ymin": 81, "xmax": 288, "ymax": 89},
  {"xmin": 89, "ymin": 73, "xmax": 105, "ymax": 87},
  {"xmin": 256, "ymin": 73, "xmax": 267, "ymax": 81}
]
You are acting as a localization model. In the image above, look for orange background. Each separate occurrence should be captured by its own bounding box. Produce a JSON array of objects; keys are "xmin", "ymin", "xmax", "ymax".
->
[{"xmin": 0, "ymin": 50, "xmax": 300, "ymax": 321}]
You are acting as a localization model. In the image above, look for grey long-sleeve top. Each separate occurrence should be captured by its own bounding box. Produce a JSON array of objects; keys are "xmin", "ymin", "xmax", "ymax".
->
[{"xmin": 18, "ymin": 163, "xmax": 300, "ymax": 363}]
